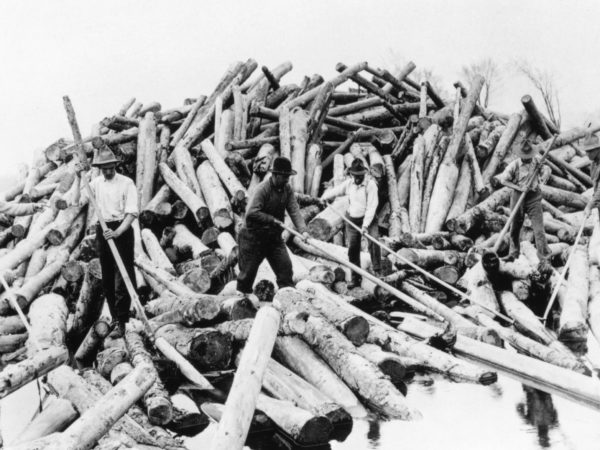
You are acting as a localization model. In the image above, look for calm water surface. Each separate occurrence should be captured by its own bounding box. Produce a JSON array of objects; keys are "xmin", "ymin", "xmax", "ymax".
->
[{"xmin": 3, "ymin": 365, "xmax": 600, "ymax": 449}]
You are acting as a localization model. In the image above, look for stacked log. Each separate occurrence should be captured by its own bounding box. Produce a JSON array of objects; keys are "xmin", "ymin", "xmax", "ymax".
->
[{"xmin": 4, "ymin": 56, "xmax": 600, "ymax": 449}]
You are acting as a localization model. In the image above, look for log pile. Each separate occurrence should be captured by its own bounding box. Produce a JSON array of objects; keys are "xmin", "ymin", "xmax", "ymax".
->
[{"xmin": 2, "ymin": 57, "xmax": 600, "ymax": 450}]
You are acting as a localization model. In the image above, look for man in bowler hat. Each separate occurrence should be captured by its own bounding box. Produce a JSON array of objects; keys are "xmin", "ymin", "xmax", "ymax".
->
[{"xmin": 236, "ymin": 157, "xmax": 310, "ymax": 296}]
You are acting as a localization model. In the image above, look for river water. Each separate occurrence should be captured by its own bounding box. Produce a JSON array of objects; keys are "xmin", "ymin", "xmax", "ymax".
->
[{"xmin": 3, "ymin": 362, "xmax": 600, "ymax": 449}]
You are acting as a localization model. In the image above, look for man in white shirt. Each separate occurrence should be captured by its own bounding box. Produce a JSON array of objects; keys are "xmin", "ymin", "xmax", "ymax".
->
[
  {"xmin": 79, "ymin": 145, "xmax": 138, "ymax": 338},
  {"xmin": 320, "ymin": 159, "xmax": 380, "ymax": 288}
]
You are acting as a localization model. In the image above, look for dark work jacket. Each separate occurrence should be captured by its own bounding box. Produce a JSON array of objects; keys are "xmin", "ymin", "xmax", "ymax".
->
[{"xmin": 243, "ymin": 178, "xmax": 307, "ymax": 236}]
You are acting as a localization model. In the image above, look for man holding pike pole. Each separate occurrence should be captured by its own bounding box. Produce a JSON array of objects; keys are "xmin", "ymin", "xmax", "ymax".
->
[
  {"xmin": 319, "ymin": 158, "xmax": 380, "ymax": 288},
  {"xmin": 492, "ymin": 139, "xmax": 552, "ymax": 262},
  {"xmin": 77, "ymin": 144, "xmax": 138, "ymax": 338},
  {"xmin": 236, "ymin": 157, "xmax": 310, "ymax": 297}
]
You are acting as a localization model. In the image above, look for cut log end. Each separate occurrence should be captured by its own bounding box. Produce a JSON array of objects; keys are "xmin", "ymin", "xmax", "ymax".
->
[
  {"xmin": 342, "ymin": 316, "xmax": 370, "ymax": 346},
  {"xmin": 147, "ymin": 396, "xmax": 175, "ymax": 426},
  {"xmin": 46, "ymin": 230, "xmax": 65, "ymax": 246},
  {"xmin": 61, "ymin": 260, "xmax": 84, "ymax": 282},
  {"xmin": 296, "ymin": 416, "xmax": 334, "ymax": 445},
  {"xmin": 254, "ymin": 280, "xmax": 276, "ymax": 302}
]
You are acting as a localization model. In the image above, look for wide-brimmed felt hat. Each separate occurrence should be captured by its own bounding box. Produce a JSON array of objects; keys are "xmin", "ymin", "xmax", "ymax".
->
[
  {"xmin": 348, "ymin": 158, "xmax": 368, "ymax": 175},
  {"xmin": 92, "ymin": 146, "xmax": 120, "ymax": 167},
  {"xmin": 270, "ymin": 157, "xmax": 297, "ymax": 175},
  {"xmin": 515, "ymin": 139, "xmax": 539, "ymax": 159},
  {"xmin": 582, "ymin": 134, "xmax": 600, "ymax": 154}
]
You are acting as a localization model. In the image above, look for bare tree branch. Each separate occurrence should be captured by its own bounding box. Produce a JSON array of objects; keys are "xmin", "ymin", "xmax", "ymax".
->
[
  {"xmin": 460, "ymin": 58, "xmax": 501, "ymax": 108},
  {"xmin": 513, "ymin": 59, "xmax": 561, "ymax": 129}
]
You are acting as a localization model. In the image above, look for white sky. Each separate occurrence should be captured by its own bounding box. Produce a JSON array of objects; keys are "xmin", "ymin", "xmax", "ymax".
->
[{"xmin": 1, "ymin": 0, "xmax": 599, "ymax": 177}]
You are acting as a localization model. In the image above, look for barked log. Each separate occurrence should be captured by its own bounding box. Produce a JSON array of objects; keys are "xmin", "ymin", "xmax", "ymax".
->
[
  {"xmin": 274, "ymin": 288, "xmax": 420, "ymax": 420},
  {"xmin": 141, "ymin": 228, "xmax": 175, "ymax": 275},
  {"xmin": 356, "ymin": 343, "xmax": 409, "ymax": 383},
  {"xmin": 210, "ymin": 306, "xmax": 280, "ymax": 450},
  {"xmin": 426, "ymin": 76, "xmax": 484, "ymax": 232},
  {"xmin": 307, "ymin": 196, "xmax": 350, "ymax": 241},
  {"xmin": 274, "ymin": 335, "xmax": 367, "ymax": 418},
  {"xmin": 26, "ymin": 293, "xmax": 68, "ymax": 356},
  {"xmin": 256, "ymin": 393, "xmax": 332, "ymax": 445},
  {"xmin": 11, "ymin": 397, "xmax": 79, "ymax": 445},
  {"xmin": 159, "ymin": 163, "xmax": 209, "ymax": 224},
  {"xmin": 197, "ymin": 160, "xmax": 233, "ymax": 229}
]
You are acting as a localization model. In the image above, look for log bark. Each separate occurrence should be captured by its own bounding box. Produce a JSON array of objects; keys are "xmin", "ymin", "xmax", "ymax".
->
[
  {"xmin": 159, "ymin": 163, "xmax": 209, "ymax": 224},
  {"xmin": 446, "ymin": 156, "xmax": 473, "ymax": 222},
  {"xmin": 0, "ymin": 315, "xmax": 26, "ymax": 335},
  {"xmin": 274, "ymin": 288, "xmax": 420, "ymax": 420},
  {"xmin": 210, "ymin": 306, "xmax": 280, "ymax": 450},
  {"xmin": 382, "ymin": 154, "xmax": 402, "ymax": 240},
  {"xmin": 154, "ymin": 324, "xmax": 232, "ymax": 371},
  {"xmin": 0, "ymin": 346, "xmax": 68, "ymax": 398},
  {"xmin": 356, "ymin": 343, "xmax": 409, "ymax": 383},
  {"xmin": 166, "ymin": 223, "xmax": 211, "ymax": 260},
  {"xmin": 67, "ymin": 258, "xmax": 103, "ymax": 346},
  {"xmin": 196, "ymin": 161, "xmax": 233, "ymax": 229},
  {"xmin": 141, "ymin": 228, "xmax": 175, "ymax": 275},
  {"xmin": 425, "ymin": 75, "xmax": 484, "ymax": 232},
  {"xmin": 541, "ymin": 185, "xmax": 587, "ymax": 209},
  {"xmin": 446, "ymin": 187, "xmax": 511, "ymax": 234},
  {"xmin": 140, "ymin": 185, "xmax": 171, "ymax": 227},
  {"xmin": 125, "ymin": 325, "xmax": 173, "ymax": 425}
]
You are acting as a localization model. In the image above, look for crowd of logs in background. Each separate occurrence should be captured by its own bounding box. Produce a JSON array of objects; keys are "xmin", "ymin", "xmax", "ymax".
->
[{"xmin": 2, "ymin": 58, "xmax": 600, "ymax": 449}]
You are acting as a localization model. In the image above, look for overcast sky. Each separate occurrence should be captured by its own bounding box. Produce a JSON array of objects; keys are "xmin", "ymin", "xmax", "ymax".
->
[{"xmin": 1, "ymin": 0, "xmax": 599, "ymax": 178}]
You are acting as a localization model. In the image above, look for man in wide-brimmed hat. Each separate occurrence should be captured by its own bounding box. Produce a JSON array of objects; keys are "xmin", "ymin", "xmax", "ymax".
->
[
  {"xmin": 582, "ymin": 134, "xmax": 600, "ymax": 223},
  {"xmin": 78, "ymin": 144, "xmax": 138, "ymax": 338},
  {"xmin": 319, "ymin": 158, "xmax": 380, "ymax": 288},
  {"xmin": 237, "ymin": 157, "xmax": 310, "ymax": 296},
  {"xmin": 492, "ymin": 139, "xmax": 551, "ymax": 261}
]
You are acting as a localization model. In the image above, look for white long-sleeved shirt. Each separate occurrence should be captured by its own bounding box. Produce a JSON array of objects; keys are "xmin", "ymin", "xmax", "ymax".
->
[
  {"xmin": 320, "ymin": 176, "xmax": 379, "ymax": 228},
  {"xmin": 80, "ymin": 173, "xmax": 138, "ymax": 222}
]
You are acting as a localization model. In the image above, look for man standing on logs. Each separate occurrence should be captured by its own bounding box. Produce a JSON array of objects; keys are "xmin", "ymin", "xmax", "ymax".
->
[
  {"xmin": 237, "ymin": 157, "xmax": 310, "ymax": 296},
  {"xmin": 320, "ymin": 159, "xmax": 380, "ymax": 288},
  {"xmin": 78, "ymin": 146, "xmax": 138, "ymax": 338},
  {"xmin": 492, "ymin": 140, "xmax": 551, "ymax": 262}
]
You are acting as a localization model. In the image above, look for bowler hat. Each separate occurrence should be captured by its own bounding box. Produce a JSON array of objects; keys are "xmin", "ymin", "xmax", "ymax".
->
[
  {"xmin": 515, "ymin": 139, "xmax": 539, "ymax": 159},
  {"xmin": 92, "ymin": 146, "xmax": 120, "ymax": 167},
  {"xmin": 348, "ymin": 158, "xmax": 368, "ymax": 175},
  {"xmin": 270, "ymin": 157, "xmax": 297, "ymax": 175}
]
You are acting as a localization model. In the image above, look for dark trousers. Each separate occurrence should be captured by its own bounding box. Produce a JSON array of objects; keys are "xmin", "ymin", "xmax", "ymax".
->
[
  {"xmin": 96, "ymin": 221, "xmax": 135, "ymax": 323},
  {"xmin": 509, "ymin": 190, "xmax": 550, "ymax": 261},
  {"xmin": 346, "ymin": 215, "xmax": 382, "ymax": 285},
  {"xmin": 236, "ymin": 228, "xmax": 294, "ymax": 294}
]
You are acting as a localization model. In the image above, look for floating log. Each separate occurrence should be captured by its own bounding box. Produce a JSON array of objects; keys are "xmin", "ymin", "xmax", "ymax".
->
[
  {"xmin": 256, "ymin": 393, "xmax": 332, "ymax": 445},
  {"xmin": 274, "ymin": 287, "xmax": 420, "ymax": 419},
  {"xmin": 0, "ymin": 346, "xmax": 68, "ymax": 399},
  {"xmin": 210, "ymin": 306, "xmax": 280, "ymax": 450}
]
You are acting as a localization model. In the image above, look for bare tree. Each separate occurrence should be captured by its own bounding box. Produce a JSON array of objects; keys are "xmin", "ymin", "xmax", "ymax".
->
[
  {"xmin": 513, "ymin": 60, "xmax": 561, "ymax": 129},
  {"xmin": 460, "ymin": 58, "xmax": 501, "ymax": 108}
]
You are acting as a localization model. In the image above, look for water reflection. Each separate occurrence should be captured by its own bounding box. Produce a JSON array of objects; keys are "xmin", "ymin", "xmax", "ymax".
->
[
  {"xmin": 516, "ymin": 386, "xmax": 558, "ymax": 448},
  {"xmin": 367, "ymin": 419, "xmax": 380, "ymax": 448}
]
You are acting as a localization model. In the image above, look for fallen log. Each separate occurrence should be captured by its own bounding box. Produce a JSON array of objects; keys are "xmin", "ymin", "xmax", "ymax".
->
[
  {"xmin": 159, "ymin": 162, "xmax": 209, "ymax": 224},
  {"xmin": 0, "ymin": 346, "xmax": 68, "ymax": 398},
  {"xmin": 210, "ymin": 305, "xmax": 280, "ymax": 450},
  {"xmin": 559, "ymin": 245, "xmax": 589, "ymax": 344},
  {"xmin": 274, "ymin": 287, "xmax": 420, "ymax": 419},
  {"xmin": 125, "ymin": 324, "xmax": 173, "ymax": 425},
  {"xmin": 197, "ymin": 160, "xmax": 233, "ymax": 229},
  {"xmin": 67, "ymin": 258, "xmax": 103, "ymax": 346},
  {"xmin": 11, "ymin": 397, "xmax": 78, "ymax": 445}
]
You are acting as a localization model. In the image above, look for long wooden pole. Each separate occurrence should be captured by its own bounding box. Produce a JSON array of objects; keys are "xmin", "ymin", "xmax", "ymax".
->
[
  {"xmin": 542, "ymin": 219, "xmax": 587, "ymax": 323},
  {"xmin": 320, "ymin": 206, "xmax": 514, "ymax": 323},
  {"xmin": 492, "ymin": 134, "xmax": 558, "ymax": 253},
  {"xmin": 62, "ymin": 96, "xmax": 213, "ymax": 390}
]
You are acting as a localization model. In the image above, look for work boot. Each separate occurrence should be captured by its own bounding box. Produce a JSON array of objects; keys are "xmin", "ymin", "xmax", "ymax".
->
[{"xmin": 111, "ymin": 321, "xmax": 126, "ymax": 339}]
